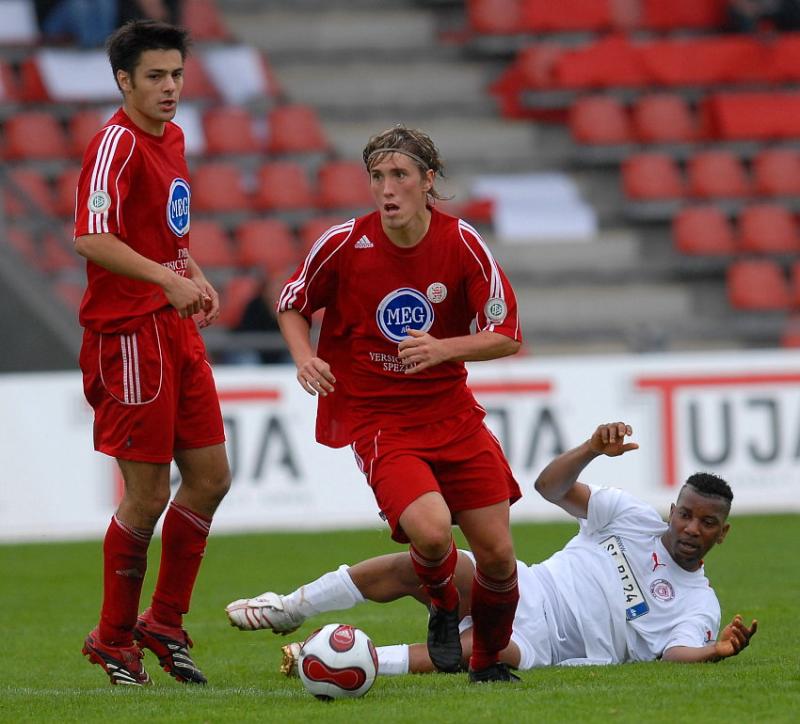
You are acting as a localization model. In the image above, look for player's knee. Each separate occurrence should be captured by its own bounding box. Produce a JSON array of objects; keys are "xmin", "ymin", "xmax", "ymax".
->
[
  {"xmin": 474, "ymin": 542, "xmax": 516, "ymax": 580},
  {"xmin": 409, "ymin": 526, "xmax": 453, "ymax": 560}
]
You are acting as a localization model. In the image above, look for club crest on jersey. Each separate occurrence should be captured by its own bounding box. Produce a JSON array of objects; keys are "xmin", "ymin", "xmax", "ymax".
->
[
  {"xmin": 376, "ymin": 287, "xmax": 434, "ymax": 343},
  {"xmin": 649, "ymin": 579, "xmax": 675, "ymax": 602},
  {"xmin": 426, "ymin": 282, "xmax": 447, "ymax": 303},
  {"xmin": 88, "ymin": 189, "xmax": 111, "ymax": 214},
  {"xmin": 166, "ymin": 178, "xmax": 190, "ymax": 237}
]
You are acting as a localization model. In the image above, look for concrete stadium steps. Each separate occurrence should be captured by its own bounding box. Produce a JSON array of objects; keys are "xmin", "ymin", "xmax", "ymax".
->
[
  {"xmin": 223, "ymin": 8, "xmax": 440, "ymax": 60},
  {"xmin": 323, "ymin": 117, "xmax": 542, "ymax": 174}
]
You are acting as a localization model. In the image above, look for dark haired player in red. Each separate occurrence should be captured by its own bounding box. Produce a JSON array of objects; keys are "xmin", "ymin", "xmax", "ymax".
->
[
  {"xmin": 268, "ymin": 126, "xmax": 523, "ymax": 683},
  {"xmin": 74, "ymin": 19, "xmax": 230, "ymax": 686}
]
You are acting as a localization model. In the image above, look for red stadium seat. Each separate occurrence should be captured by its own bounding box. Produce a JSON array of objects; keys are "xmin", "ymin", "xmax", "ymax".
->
[
  {"xmin": 640, "ymin": 0, "xmax": 727, "ymax": 30},
  {"xmin": 467, "ymin": 0, "xmax": 524, "ymax": 34},
  {"xmin": 556, "ymin": 36, "xmax": 647, "ymax": 89},
  {"xmin": 252, "ymin": 162, "xmax": 315, "ymax": 211},
  {"xmin": 738, "ymin": 204, "xmax": 800, "ymax": 254},
  {"xmin": 753, "ymin": 148, "xmax": 800, "ymax": 197},
  {"xmin": 4, "ymin": 112, "xmax": 69, "ymax": 160},
  {"xmin": 569, "ymin": 95, "xmax": 632, "ymax": 145},
  {"xmin": 4, "ymin": 168, "xmax": 54, "ymax": 218},
  {"xmin": 521, "ymin": 0, "xmax": 612, "ymax": 32},
  {"xmin": 687, "ymin": 150, "xmax": 751, "ymax": 199},
  {"xmin": 622, "ymin": 153, "xmax": 684, "ymax": 200},
  {"xmin": 0, "ymin": 60, "xmax": 18, "ymax": 102},
  {"xmin": 182, "ymin": 0, "xmax": 230, "ymax": 40},
  {"xmin": 189, "ymin": 219, "xmax": 236, "ymax": 268},
  {"xmin": 726, "ymin": 259, "xmax": 791, "ymax": 310},
  {"xmin": 191, "ymin": 162, "xmax": 251, "ymax": 212},
  {"xmin": 181, "ymin": 54, "xmax": 219, "ymax": 101},
  {"xmin": 17, "ymin": 58, "xmax": 48, "ymax": 102},
  {"xmin": 632, "ymin": 94, "xmax": 696, "ymax": 143},
  {"xmin": 235, "ymin": 218, "xmax": 299, "ymax": 273},
  {"xmin": 317, "ymin": 160, "xmax": 373, "ymax": 211},
  {"xmin": 298, "ymin": 215, "xmax": 347, "ymax": 254},
  {"xmin": 266, "ymin": 105, "xmax": 328, "ymax": 155},
  {"xmin": 217, "ymin": 274, "xmax": 262, "ymax": 328},
  {"xmin": 68, "ymin": 109, "xmax": 107, "ymax": 158},
  {"xmin": 202, "ymin": 106, "xmax": 261, "ymax": 155},
  {"xmin": 673, "ymin": 206, "xmax": 736, "ymax": 255},
  {"xmin": 54, "ymin": 165, "xmax": 81, "ymax": 218}
]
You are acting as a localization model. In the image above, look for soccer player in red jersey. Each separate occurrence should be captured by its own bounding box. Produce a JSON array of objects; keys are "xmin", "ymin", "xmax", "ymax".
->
[
  {"xmin": 272, "ymin": 126, "xmax": 524, "ymax": 682},
  {"xmin": 73, "ymin": 20, "xmax": 231, "ymax": 686}
]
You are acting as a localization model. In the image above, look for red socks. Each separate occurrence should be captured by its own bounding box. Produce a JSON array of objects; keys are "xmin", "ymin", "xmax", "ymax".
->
[
  {"xmin": 469, "ymin": 565, "xmax": 519, "ymax": 672},
  {"xmin": 410, "ymin": 540, "xmax": 460, "ymax": 611},
  {"xmin": 150, "ymin": 501, "xmax": 212, "ymax": 627},
  {"xmin": 98, "ymin": 515, "xmax": 151, "ymax": 645}
]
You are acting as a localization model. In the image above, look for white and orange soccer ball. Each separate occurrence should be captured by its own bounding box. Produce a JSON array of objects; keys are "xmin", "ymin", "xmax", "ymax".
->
[{"xmin": 297, "ymin": 623, "xmax": 379, "ymax": 700}]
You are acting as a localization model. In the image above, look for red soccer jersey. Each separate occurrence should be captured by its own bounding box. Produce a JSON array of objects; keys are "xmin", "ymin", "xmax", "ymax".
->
[
  {"xmin": 279, "ymin": 206, "xmax": 522, "ymax": 447},
  {"xmin": 74, "ymin": 108, "xmax": 192, "ymax": 333}
]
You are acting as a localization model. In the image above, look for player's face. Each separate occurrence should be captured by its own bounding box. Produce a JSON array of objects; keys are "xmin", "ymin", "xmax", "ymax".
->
[
  {"xmin": 369, "ymin": 152, "xmax": 434, "ymax": 232},
  {"xmin": 662, "ymin": 487, "xmax": 730, "ymax": 571},
  {"xmin": 117, "ymin": 49, "xmax": 184, "ymax": 135}
]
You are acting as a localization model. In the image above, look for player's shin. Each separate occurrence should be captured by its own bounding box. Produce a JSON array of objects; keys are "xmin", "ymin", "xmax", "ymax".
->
[{"xmin": 469, "ymin": 565, "xmax": 519, "ymax": 672}]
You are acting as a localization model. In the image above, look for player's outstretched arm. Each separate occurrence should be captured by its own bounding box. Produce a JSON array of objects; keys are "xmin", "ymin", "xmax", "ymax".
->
[
  {"xmin": 278, "ymin": 309, "xmax": 335, "ymax": 396},
  {"xmin": 534, "ymin": 422, "xmax": 639, "ymax": 518},
  {"xmin": 662, "ymin": 615, "xmax": 758, "ymax": 663}
]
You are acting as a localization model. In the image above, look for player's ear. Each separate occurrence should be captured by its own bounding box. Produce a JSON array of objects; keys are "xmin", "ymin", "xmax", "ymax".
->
[
  {"xmin": 717, "ymin": 522, "xmax": 730, "ymax": 544},
  {"xmin": 117, "ymin": 69, "xmax": 132, "ymax": 93}
]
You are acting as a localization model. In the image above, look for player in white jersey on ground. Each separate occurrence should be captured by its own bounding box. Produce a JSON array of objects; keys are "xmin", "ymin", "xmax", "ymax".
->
[{"xmin": 226, "ymin": 422, "xmax": 757, "ymax": 675}]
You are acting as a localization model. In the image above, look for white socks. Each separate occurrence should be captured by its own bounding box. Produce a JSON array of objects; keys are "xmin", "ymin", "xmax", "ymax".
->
[
  {"xmin": 283, "ymin": 564, "xmax": 365, "ymax": 620},
  {"xmin": 376, "ymin": 644, "xmax": 410, "ymax": 676}
]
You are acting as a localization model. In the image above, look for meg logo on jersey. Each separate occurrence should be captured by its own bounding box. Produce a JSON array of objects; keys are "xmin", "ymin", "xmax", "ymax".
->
[
  {"xmin": 166, "ymin": 178, "xmax": 191, "ymax": 237},
  {"xmin": 376, "ymin": 288, "xmax": 434, "ymax": 343}
]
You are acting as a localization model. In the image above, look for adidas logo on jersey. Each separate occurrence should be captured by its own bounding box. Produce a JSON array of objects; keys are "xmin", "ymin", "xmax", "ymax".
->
[{"xmin": 354, "ymin": 235, "xmax": 374, "ymax": 249}]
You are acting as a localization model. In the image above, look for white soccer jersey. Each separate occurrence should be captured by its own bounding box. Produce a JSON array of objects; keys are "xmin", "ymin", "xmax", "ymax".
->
[{"xmin": 530, "ymin": 485, "xmax": 721, "ymax": 667}]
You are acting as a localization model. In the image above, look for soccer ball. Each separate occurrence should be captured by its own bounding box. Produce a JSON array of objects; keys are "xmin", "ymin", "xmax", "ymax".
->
[{"xmin": 297, "ymin": 623, "xmax": 378, "ymax": 700}]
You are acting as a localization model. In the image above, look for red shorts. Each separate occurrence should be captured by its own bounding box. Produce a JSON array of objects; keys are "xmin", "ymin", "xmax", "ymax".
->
[
  {"xmin": 79, "ymin": 308, "xmax": 225, "ymax": 463},
  {"xmin": 351, "ymin": 407, "xmax": 521, "ymax": 543}
]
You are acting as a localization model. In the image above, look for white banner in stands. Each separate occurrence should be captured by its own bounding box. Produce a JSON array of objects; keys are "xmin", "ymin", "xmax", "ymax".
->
[{"xmin": 0, "ymin": 349, "xmax": 798, "ymax": 542}]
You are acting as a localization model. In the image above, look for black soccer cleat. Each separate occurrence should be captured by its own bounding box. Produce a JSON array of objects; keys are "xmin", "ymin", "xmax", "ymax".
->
[
  {"xmin": 468, "ymin": 662, "xmax": 521, "ymax": 684},
  {"xmin": 133, "ymin": 608, "xmax": 207, "ymax": 684},
  {"xmin": 427, "ymin": 603, "xmax": 463, "ymax": 673}
]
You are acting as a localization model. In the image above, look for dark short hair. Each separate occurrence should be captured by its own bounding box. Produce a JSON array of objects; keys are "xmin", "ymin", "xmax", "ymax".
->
[
  {"xmin": 684, "ymin": 472, "xmax": 734, "ymax": 507},
  {"xmin": 107, "ymin": 20, "xmax": 191, "ymax": 89}
]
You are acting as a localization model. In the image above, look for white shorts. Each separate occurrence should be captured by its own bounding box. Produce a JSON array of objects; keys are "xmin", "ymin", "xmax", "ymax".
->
[{"xmin": 459, "ymin": 550, "xmax": 556, "ymax": 670}]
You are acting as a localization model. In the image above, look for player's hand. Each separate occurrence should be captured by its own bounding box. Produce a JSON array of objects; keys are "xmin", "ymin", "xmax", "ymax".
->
[
  {"xmin": 192, "ymin": 276, "xmax": 220, "ymax": 328},
  {"xmin": 296, "ymin": 357, "xmax": 335, "ymax": 396},
  {"xmin": 162, "ymin": 274, "xmax": 209, "ymax": 319},
  {"xmin": 588, "ymin": 422, "xmax": 639, "ymax": 457},
  {"xmin": 398, "ymin": 329, "xmax": 447, "ymax": 374},
  {"xmin": 714, "ymin": 615, "xmax": 758, "ymax": 659}
]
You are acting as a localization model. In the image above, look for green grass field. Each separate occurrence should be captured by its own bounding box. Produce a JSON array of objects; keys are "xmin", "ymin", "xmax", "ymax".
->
[{"xmin": 1, "ymin": 514, "xmax": 798, "ymax": 723}]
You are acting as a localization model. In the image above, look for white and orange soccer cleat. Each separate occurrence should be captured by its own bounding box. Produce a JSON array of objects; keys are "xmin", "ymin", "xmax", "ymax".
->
[{"xmin": 225, "ymin": 591, "xmax": 304, "ymax": 634}]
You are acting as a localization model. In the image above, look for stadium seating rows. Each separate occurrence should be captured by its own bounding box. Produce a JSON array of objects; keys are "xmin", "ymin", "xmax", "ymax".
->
[{"xmin": 467, "ymin": 0, "xmax": 728, "ymax": 35}]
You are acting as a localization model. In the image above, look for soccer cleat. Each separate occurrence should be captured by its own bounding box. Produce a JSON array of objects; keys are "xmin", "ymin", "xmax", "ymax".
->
[
  {"xmin": 280, "ymin": 641, "xmax": 301, "ymax": 677},
  {"xmin": 468, "ymin": 662, "xmax": 521, "ymax": 684},
  {"xmin": 133, "ymin": 608, "xmax": 207, "ymax": 684},
  {"xmin": 427, "ymin": 603, "xmax": 463, "ymax": 673},
  {"xmin": 82, "ymin": 629, "xmax": 151, "ymax": 686},
  {"xmin": 225, "ymin": 591, "xmax": 304, "ymax": 634}
]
